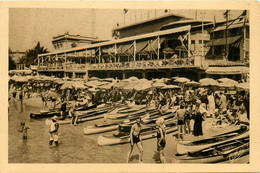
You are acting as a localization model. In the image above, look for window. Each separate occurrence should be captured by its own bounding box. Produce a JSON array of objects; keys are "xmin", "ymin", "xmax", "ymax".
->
[
  {"xmin": 71, "ymin": 43, "xmax": 77, "ymax": 48},
  {"xmin": 191, "ymin": 40, "xmax": 195, "ymax": 44}
]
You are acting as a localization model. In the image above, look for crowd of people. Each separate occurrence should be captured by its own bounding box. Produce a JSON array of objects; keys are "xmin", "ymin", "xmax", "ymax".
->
[{"xmin": 9, "ymin": 77, "xmax": 249, "ymax": 163}]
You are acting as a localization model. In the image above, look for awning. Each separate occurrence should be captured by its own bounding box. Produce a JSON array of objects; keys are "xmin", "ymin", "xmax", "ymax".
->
[
  {"xmin": 206, "ymin": 66, "xmax": 249, "ymax": 75},
  {"xmin": 207, "ymin": 35, "xmax": 242, "ymax": 46}
]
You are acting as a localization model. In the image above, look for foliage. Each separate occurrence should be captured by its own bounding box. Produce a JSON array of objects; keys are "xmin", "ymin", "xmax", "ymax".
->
[
  {"xmin": 9, "ymin": 49, "xmax": 16, "ymax": 70},
  {"xmin": 18, "ymin": 42, "xmax": 49, "ymax": 67}
]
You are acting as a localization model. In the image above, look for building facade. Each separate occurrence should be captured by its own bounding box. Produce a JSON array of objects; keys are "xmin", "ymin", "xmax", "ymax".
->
[{"xmin": 37, "ymin": 12, "xmax": 249, "ymax": 82}]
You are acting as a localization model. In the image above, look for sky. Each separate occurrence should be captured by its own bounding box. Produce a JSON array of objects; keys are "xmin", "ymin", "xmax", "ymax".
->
[{"xmin": 9, "ymin": 9, "xmax": 244, "ymax": 52}]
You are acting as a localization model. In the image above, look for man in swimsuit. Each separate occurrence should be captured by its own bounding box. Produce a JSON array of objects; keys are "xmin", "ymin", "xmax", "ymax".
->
[
  {"xmin": 127, "ymin": 117, "xmax": 143, "ymax": 163},
  {"xmin": 176, "ymin": 103, "xmax": 186, "ymax": 140}
]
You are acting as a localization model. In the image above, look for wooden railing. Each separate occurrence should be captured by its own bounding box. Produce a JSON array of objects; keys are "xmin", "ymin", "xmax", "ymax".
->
[{"xmin": 38, "ymin": 57, "xmax": 196, "ymax": 72}]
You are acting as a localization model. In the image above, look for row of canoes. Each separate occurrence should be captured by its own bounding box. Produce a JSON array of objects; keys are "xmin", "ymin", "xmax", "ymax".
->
[
  {"xmin": 174, "ymin": 126, "xmax": 249, "ymax": 163},
  {"xmin": 33, "ymin": 102, "xmax": 249, "ymax": 163}
]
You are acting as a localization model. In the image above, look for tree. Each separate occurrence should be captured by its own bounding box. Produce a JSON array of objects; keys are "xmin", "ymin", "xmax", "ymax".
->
[
  {"xmin": 18, "ymin": 42, "xmax": 49, "ymax": 67},
  {"xmin": 9, "ymin": 49, "xmax": 16, "ymax": 70}
]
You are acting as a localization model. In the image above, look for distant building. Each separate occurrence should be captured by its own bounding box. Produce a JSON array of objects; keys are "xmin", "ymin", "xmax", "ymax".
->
[{"xmin": 52, "ymin": 32, "xmax": 106, "ymax": 51}]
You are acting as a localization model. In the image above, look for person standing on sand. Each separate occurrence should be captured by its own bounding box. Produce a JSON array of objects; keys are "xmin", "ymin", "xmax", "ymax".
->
[
  {"xmin": 127, "ymin": 117, "xmax": 143, "ymax": 163},
  {"xmin": 176, "ymin": 103, "xmax": 186, "ymax": 140},
  {"xmin": 193, "ymin": 100, "xmax": 205, "ymax": 137},
  {"xmin": 207, "ymin": 91, "xmax": 215, "ymax": 118},
  {"xmin": 49, "ymin": 116, "xmax": 59, "ymax": 146},
  {"xmin": 156, "ymin": 117, "xmax": 166, "ymax": 163}
]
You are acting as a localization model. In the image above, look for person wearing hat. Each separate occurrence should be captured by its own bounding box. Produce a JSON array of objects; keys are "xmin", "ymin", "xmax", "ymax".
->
[
  {"xmin": 127, "ymin": 117, "xmax": 143, "ymax": 163},
  {"xmin": 156, "ymin": 117, "xmax": 166, "ymax": 163},
  {"xmin": 49, "ymin": 116, "xmax": 59, "ymax": 146},
  {"xmin": 192, "ymin": 99, "xmax": 205, "ymax": 137}
]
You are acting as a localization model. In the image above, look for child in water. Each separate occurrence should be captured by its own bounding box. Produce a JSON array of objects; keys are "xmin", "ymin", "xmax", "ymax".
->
[{"xmin": 19, "ymin": 122, "xmax": 29, "ymax": 139}]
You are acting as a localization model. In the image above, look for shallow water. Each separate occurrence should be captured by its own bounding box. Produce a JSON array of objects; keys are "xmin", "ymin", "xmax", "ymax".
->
[{"xmin": 8, "ymin": 97, "xmax": 157, "ymax": 163}]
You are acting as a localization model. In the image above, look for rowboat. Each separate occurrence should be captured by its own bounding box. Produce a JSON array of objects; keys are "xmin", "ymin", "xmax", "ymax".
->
[
  {"xmin": 84, "ymin": 111, "xmax": 174, "ymax": 135},
  {"xmin": 174, "ymin": 137, "xmax": 249, "ymax": 163},
  {"xmin": 176, "ymin": 126, "xmax": 249, "ymax": 155},
  {"xmin": 97, "ymin": 121, "xmax": 178, "ymax": 146}
]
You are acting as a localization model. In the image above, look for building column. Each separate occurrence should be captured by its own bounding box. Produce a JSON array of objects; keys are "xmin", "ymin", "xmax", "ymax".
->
[
  {"xmin": 122, "ymin": 72, "xmax": 126, "ymax": 79},
  {"xmin": 84, "ymin": 70, "xmax": 89, "ymax": 82},
  {"xmin": 166, "ymin": 71, "xmax": 171, "ymax": 78},
  {"xmin": 142, "ymin": 72, "xmax": 146, "ymax": 79},
  {"xmin": 107, "ymin": 72, "xmax": 110, "ymax": 78},
  {"xmin": 72, "ymin": 72, "xmax": 76, "ymax": 79}
]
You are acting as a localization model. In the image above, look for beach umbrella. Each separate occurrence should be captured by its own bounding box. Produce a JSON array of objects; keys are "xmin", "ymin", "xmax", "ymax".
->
[
  {"xmin": 15, "ymin": 76, "xmax": 32, "ymax": 82},
  {"xmin": 236, "ymin": 83, "xmax": 249, "ymax": 91},
  {"xmin": 72, "ymin": 78, "xmax": 84, "ymax": 82},
  {"xmin": 89, "ymin": 77, "xmax": 100, "ymax": 81},
  {"xmin": 127, "ymin": 76, "xmax": 139, "ymax": 81},
  {"xmin": 101, "ymin": 78, "xmax": 114, "ymax": 82},
  {"xmin": 217, "ymin": 82, "xmax": 236, "ymax": 88},
  {"xmin": 162, "ymin": 84, "xmax": 181, "ymax": 90},
  {"xmin": 174, "ymin": 77, "xmax": 190, "ymax": 83},
  {"xmin": 199, "ymin": 78, "xmax": 219, "ymax": 86},
  {"xmin": 184, "ymin": 81, "xmax": 200, "ymax": 86},
  {"xmin": 134, "ymin": 84, "xmax": 151, "ymax": 91},
  {"xmin": 62, "ymin": 76, "xmax": 70, "ymax": 81},
  {"xmin": 85, "ymin": 80, "xmax": 99, "ymax": 87},
  {"xmin": 152, "ymin": 82, "xmax": 166, "ymax": 88},
  {"xmin": 98, "ymin": 83, "xmax": 113, "ymax": 90},
  {"xmin": 88, "ymin": 87, "xmax": 99, "ymax": 92},
  {"xmin": 124, "ymin": 83, "xmax": 135, "ymax": 90},
  {"xmin": 171, "ymin": 76, "xmax": 180, "ymax": 80},
  {"xmin": 217, "ymin": 78, "xmax": 238, "ymax": 84},
  {"xmin": 113, "ymin": 81, "xmax": 129, "ymax": 88},
  {"xmin": 73, "ymin": 82, "xmax": 87, "ymax": 89}
]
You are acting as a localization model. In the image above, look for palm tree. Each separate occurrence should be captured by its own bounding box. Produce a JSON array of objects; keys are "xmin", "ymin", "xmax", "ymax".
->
[{"xmin": 18, "ymin": 42, "xmax": 49, "ymax": 67}]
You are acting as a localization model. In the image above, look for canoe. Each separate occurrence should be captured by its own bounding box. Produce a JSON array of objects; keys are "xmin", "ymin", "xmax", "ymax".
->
[
  {"xmin": 30, "ymin": 111, "xmax": 61, "ymax": 119},
  {"xmin": 55, "ymin": 105, "xmax": 129, "ymax": 125},
  {"xmin": 176, "ymin": 126, "xmax": 249, "ymax": 155},
  {"xmin": 57, "ymin": 113, "xmax": 105, "ymax": 125},
  {"xmin": 84, "ymin": 111, "xmax": 174, "ymax": 135},
  {"xmin": 30, "ymin": 104, "xmax": 97, "ymax": 119},
  {"xmin": 107, "ymin": 107, "xmax": 157, "ymax": 120},
  {"xmin": 174, "ymin": 137, "xmax": 249, "ymax": 163},
  {"xmin": 117, "ymin": 105, "xmax": 146, "ymax": 114},
  {"xmin": 118, "ymin": 112, "xmax": 174, "ymax": 133},
  {"xmin": 97, "ymin": 122, "xmax": 177, "ymax": 146}
]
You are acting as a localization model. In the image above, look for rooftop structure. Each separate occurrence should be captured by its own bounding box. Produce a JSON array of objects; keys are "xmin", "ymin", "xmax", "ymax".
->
[
  {"xmin": 52, "ymin": 32, "xmax": 106, "ymax": 51},
  {"xmin": 112, "ymin": 13, "xmax": 192, "ymax": 38}
]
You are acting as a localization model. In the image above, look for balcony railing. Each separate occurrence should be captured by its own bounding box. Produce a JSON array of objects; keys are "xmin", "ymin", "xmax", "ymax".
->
[
  {"xmin": 38, "ymin": 57, "xmax": 196, "ymax": 72},
  {"xmin": 89, "ymin": 58, "xmax": 195, "ymax": 70}
]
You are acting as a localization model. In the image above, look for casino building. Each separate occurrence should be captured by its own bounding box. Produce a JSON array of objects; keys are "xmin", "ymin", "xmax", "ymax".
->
[{"xmin": 37, "ymin": 12, "xmax": 249, "ymax": 81}]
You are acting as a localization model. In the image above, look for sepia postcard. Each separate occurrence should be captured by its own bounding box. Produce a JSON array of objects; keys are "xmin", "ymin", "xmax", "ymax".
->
[{"xmin": 0, "ymin": 1, "xmax": 260, "ymax": 173}]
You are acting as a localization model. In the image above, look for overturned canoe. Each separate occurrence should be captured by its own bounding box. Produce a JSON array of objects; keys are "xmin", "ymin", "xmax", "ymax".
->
[{"xmin": 176, "ymin": 126, "xmax": 249, "ymax": 155}]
